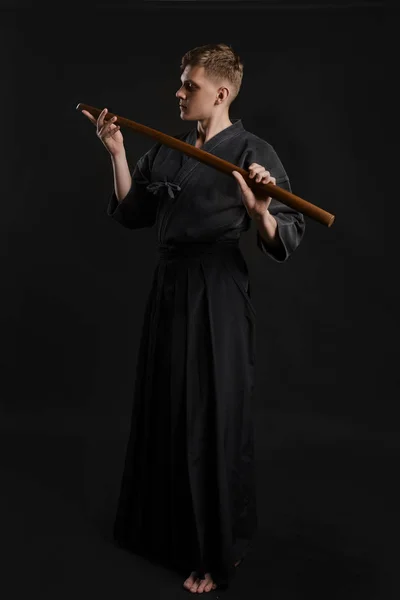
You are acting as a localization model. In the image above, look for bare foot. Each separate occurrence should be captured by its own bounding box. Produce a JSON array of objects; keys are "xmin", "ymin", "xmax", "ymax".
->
[
  {"xmin": 183, "ymin": 560, "xmax": 241, "ymax": 593},
  {"xmin": 183, "ymin": 571, "xmax": 217, "ymax": 593},
  {"xmin": 183, "ymin": 571, "xmax": 198, "ymax": 591}
]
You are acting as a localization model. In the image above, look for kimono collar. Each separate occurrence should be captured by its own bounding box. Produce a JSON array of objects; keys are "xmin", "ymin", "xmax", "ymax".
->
[
  {"xmin": 145, "ymin": 120, "xmax": 245, "ymax": 199},
  {"xmin": 191, "ymin": 118, "xmax": 244, "ymax": 149}
]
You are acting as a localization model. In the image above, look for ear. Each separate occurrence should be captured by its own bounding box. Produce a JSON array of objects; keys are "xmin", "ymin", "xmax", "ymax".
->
[{"xmin": 216, "ymin": 86, "xmax": 230, "ymax": 104}]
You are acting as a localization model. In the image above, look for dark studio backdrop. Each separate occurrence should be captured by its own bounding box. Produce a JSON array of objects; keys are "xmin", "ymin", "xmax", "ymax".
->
[{"xmin": 1, "ymin": 0, "xmax": 395, "ymax": 599}]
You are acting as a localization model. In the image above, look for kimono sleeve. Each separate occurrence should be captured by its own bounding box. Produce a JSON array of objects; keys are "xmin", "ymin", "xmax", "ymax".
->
[
  {"xmin": 245, "ymin": 140, "xmax": 305, "ymax": 262},
  {"xmin": 106, "ymin": 143, "xmax": 161, "ymax": 230}
]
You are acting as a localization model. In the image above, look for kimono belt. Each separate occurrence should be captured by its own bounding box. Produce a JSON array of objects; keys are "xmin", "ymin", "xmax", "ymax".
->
[{"xmin": 146, "ymin": 239, "xmax": 243, "ymax": 374}]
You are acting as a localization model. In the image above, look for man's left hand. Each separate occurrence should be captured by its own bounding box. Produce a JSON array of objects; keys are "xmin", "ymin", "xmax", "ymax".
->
[{"xmin": 232, "ymin": 163, "xmax": 276, "ymax": 221}]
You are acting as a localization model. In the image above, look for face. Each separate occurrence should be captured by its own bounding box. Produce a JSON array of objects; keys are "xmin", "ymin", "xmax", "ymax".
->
[{"xmin": 175, "ymin": 65, "xmax": 228, "ymax": 120}]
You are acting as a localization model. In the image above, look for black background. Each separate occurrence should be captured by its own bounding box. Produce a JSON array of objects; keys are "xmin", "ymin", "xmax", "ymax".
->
[{"xmin": 1, "ymin": 1, "xmax": 395, "ymax": 598}]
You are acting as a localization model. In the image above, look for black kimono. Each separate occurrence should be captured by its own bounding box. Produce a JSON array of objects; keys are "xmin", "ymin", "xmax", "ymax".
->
[{"xmin": 108, "ymin": 119, "xmax": 305, "ymax": 587}]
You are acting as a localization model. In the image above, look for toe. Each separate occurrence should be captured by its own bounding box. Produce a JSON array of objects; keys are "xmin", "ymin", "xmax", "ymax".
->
[
  {"xmin": 199, "ymin": 573, "xmax": 215, "ymax": 593},
  {"xmin": 183, "ymin": 571, "xmax": 197, "ymax": 590},
  {"xmin": 190, "ymin": 578, "xmax": 200, "ymax": 593},
  {"xmin": 204, "ymin": 580, "xmax": 214, "ymax": 592},
  {"xmin": 197, "ymin": 578, "xmax": 208, "ymax": 593}
]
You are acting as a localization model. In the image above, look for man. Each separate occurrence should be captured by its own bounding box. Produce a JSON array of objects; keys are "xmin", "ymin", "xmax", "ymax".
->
[{"xmin": 83, "ymin": 43, "xmax": 305, "ymax": 594}]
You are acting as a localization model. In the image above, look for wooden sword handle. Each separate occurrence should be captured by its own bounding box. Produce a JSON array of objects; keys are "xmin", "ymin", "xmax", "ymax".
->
[{"xmin": 76, "ymin": 102, "xmax": 335, "ymax": 228}]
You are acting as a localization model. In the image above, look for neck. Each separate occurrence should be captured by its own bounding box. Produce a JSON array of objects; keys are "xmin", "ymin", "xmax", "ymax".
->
[{"xmin": 196, "ymin": 112, "xmax": 232, "ymax": 144}]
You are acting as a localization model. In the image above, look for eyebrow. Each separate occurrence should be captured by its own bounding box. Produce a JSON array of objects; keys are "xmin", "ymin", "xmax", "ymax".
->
[{"xmin": 180, "ymin": 78, "xmax": 200, "ymax": 87}]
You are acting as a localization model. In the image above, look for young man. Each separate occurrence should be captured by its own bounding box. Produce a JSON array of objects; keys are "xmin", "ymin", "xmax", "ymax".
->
[{"xmin": 83, "ymin": 43, "xmax": 305, "ymax": 593}]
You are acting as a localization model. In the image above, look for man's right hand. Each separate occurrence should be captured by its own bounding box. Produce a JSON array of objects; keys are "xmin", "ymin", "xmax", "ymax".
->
[{"xmin": 82, "ymin": 107, "xmax": 125, "ymax": 157}]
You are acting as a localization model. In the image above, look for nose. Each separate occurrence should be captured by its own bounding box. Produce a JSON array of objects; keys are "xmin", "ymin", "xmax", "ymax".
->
[{"xmin": 176, "ymin": 86, "xmax": 185, "ymax": 99}]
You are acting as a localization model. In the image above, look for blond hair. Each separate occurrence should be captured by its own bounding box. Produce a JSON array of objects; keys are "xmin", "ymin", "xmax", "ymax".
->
[{"xmin": 180, "ymin": 43, "xmax": 244, "ymax": 105}]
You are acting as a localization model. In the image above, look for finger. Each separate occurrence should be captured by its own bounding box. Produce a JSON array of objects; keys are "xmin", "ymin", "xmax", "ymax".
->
[
  {"xmin": 97, "ymin": 108, "xmax": 108, "ymax": 131},
  {"xmin": 99, "ymin": 115, "xmax": 118, "ymax": 137},
  {"xmin": 249, "ymin": 169, "xmax": 269, "ymax": 183},
  {"xmin": 104, "ymin": 123, "xmax": 120, "ymax": 138},
  {"xmin": 98, "ymin": 126, "xmax": 119, "ymax": 141},
  {"xmin": 233, "ymin": 172, "xmax": 254, "ymax": 209},
  {"xmin": 249, "ymin": 165, "xmax": 267, "ymax": 179},
  {"xmin": 259, "ymin": 174, "xmax": 276, "ymax": 185},
  {"xmin": 232, "ymin": 170, "xmax": 242, "ymax": 180},
  {"xmin": 254, "ymin": 171, "xmax": 265, "ymax": 183},
  {"xmin": 232, "ymin": 171, "xmax": 248, "ymax": 190},
  {"xmin": 102, "ymin": 115, "xmax": 118, "ymax": 131},
  {"xmin": 81, "ymin": 110, "xmax": 97, "ymax": 126},
  {"xmin": 255, "ymin": 170, "xmax": 271, "ymax": 183}
]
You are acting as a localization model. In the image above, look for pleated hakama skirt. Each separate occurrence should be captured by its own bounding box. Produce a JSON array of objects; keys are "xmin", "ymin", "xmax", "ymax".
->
[{"xmin": 113, "ymin": 239, "xmax": 258, "ymax": 587}]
